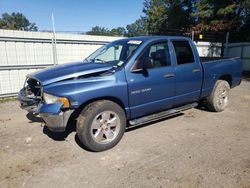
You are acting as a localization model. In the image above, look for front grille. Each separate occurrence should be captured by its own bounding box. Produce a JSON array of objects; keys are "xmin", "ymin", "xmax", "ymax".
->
[
  {"xmin": 25, "ymin": 78, "xmax": 42, "ymax": 99},
  {"xmin": 18, "ymin": 78, "xmax": 42, "ymax": 113}
]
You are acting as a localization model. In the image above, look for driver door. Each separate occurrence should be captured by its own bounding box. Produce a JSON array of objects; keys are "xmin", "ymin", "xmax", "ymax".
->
[{"xmin": 126, "ymin": 41, "xmax": 175, "ymax": 119}]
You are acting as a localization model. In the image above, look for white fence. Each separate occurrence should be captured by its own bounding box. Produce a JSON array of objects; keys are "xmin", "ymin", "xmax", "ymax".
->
[
  {"xmin": 224, "ymin": 42, "xmax": 250, "ymax": 71},
  {"xmin": 194, "ymin": 41, "xmax": 222, "ymax": 57},
  {"xmin": 0, "ymin": 29, "xmax": 122, "ymax": 97},
  {"xmin": 0, "ymin": 29, "xmax": 223, "ymax": 98}
]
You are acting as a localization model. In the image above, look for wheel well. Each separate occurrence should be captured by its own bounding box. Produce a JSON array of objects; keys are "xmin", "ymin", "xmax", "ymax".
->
[
  {"xmin": 76, "ymin": 97, "xmax": 126, "ymax": 116},
  {"xmin": 219, "ymin": 75, "xmax": 232, "ymax": 87},
  {"xmin": 65, "ymin": 97, "xmax": 127, "ymax": 132}
]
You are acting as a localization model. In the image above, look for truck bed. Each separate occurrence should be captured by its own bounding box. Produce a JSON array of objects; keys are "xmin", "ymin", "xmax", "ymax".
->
[{"xmin": 200, "ymin": 57, "xmax": 242, "ymax": 99}]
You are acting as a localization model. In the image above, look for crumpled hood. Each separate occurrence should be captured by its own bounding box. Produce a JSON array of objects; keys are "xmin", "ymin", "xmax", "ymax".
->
[{"xmin": 28, "ymin": 62, "xmax": 113, "ymax": 86}]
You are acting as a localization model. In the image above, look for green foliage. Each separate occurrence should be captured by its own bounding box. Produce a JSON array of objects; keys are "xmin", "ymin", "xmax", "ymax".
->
[
  {"xmin": 0, "ymin": 12, "xmax": 38, "ymax": 31},
  {"xmin": 143, "ymin": 0, "xmax": 168, "ymax": 34},
  {"xmin": 242, "ymin": 0, "xmax": 250, "ymax": 23},
  {"xmin": 0, "ymin": 97, "xmax": 16, "ymax": 103},
  {"xmin": 110, "ymin": 27, "xmax": 126, "ymax": 36},
  {"xmin": 237, "ymin": 0, "xmax": 250, "ymax": 41},
  {"xmin": 217, "ymin": 3, "xmax": 236, "ymax": 16},
  {"xmin": 86, "ymin": 0, "xmax": 193, "ymax": 36},
  {"xmin": 142, "ymin": 0, "xmax": 193, "ymax": 34},
  {"xmin": 126, "ymin": 18, "xmax": 147, "ymax": 37},
  {"xmin": 86, "ymin": 0, "xmax": 247, "ymax": 38},
  {"xmin": 86, "ymin": 26, "xmax": 110, "ymax": 36},
  {"xmin": 86, "ymin": 20, "xmax": 146, "ymax": 37},
  {"xmin": 192, "ymin": 1, "xmax": 213, "ymax": 19},
  {"xmin": 1, "ymin": 3, "xmax": 249, "ymax": 41},
  {"xmin": 86, "ymin": 26, "xmax": 127, "ymax": 36},
  {"xmin": 166, "ymin": 1, "xmax": 193, "ymax": 31},
  {"xmin": 192, "ymin": 0, "xmax": 241, "ymax": 32}
]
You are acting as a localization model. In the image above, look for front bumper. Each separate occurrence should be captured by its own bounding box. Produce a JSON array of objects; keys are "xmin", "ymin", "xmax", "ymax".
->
[
  {"xmin": 39, "ymin": 103, "xmax": 73, "ymax": 132},
  {"xmin": 18, "ymin": 76, "xmax": 74, "ymax": 132},
  {"xmin": 18, "ymin": 88, "xmax": 73, "ymax": 132}
]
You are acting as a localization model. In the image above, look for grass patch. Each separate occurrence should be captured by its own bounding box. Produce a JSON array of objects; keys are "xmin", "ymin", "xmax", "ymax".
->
[{"xmin": 0, "ymin": 97, "xmax": 17, "ymax": 103}]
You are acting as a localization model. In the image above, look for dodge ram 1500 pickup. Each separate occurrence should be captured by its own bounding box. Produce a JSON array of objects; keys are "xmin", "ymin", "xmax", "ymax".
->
[{"xmin": 18, "ymin": 36, "xmax": 242, "ymax": 151}]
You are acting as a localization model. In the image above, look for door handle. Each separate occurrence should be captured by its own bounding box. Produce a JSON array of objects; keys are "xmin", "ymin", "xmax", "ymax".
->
[
  {"xmin": 192, "ymin": 69, "xmax": 201, "ymax": 73},
  {"xmin": 164, "ymin": 73, "xmax": 175, "ymax": 78}
]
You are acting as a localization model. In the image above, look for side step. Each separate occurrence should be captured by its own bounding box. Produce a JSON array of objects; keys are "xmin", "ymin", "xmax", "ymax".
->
[{"xmin": 129, "ymin": 102, "xmax": 198, "ymax": 126}]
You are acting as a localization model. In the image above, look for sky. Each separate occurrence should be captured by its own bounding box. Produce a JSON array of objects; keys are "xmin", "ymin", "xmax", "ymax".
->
[{"xmin": 0, "ymin": 0, "xmax": 144, "ymax": 32}]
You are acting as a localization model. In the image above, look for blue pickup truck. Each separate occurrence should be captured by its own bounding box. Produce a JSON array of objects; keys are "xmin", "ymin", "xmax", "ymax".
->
[{"xmin": 18, "ymin": 36, "xmax": 242, "ymax": 151}]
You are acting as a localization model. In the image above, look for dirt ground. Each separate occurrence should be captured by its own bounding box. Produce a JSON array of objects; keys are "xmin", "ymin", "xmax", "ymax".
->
[{"xmin": 0, "ymin": 81, "xmax": 250, "ymax": 188}]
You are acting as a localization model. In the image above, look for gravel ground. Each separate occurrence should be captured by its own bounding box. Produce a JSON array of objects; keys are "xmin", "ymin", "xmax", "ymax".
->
[{"xmin": 0, "ymin": 81, "xmax": 250, "ymax": 188}]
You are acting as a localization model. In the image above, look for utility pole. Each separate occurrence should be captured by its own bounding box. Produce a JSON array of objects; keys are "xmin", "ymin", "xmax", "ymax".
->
[{"xmin": 51, "ymin": 13, "xmax": 58, "ymax": 65}]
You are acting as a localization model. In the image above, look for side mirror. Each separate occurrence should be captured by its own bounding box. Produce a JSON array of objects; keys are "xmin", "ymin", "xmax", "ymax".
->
[{"xmin": 131, "ymin": 57, "xmax": 153, "ymax": 73}]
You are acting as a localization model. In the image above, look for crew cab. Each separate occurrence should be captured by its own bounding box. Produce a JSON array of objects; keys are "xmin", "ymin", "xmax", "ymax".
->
[{"xmin": 18, "ymin": 36, "xmax": 242, "ymax": 151}]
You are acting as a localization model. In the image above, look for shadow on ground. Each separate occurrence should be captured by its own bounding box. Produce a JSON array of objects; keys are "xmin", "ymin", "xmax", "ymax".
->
[
  {"xmin": 29, "ymin": 102, "xmax": 211, "ymax": 150},
  {"xmin": 74, "ymin": 134, "xmax": 95, "ymax": 152},
  {"xmin": 195, "ymin": 103, "xmax": 212, "ymax": 112},
  {"xmin": 26, "ymin": 112, "xmax": 44, "ymax": 123},
  {"xmin": 74, "ymin": 113, "xmax": 186, "ymax": 152},
  {"xmin": 26, "ymin": 111, "xmax": 77, "ymax": 141},
  {"xmin": 42, "ymin": 113, "xmax": 77, "ymax": 141},
  {"xmin": 243, "ymin": 71, "xmax": 250, "ymax": 82},
  {"xmin": 125, "ymin": 113, "xmax": 184, "ymax": 132}
]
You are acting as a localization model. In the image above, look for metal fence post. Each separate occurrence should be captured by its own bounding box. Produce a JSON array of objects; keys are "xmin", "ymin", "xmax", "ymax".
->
[
  {"xmin": 192, "ymin": 31, "xmax": 194, "ymax": 41},
  {"xmin": 241, "ymin": 43, "xmax": 244, "ymax": 59},
  {"xmin": 52, "ymin": 13, "xmax": 58, "ymax": 65}
]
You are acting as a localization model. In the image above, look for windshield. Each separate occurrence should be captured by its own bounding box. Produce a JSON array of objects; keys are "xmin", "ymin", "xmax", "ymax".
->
[{"xmin": 84, "ymin": 39, "xmax": 143, "ymax": 67}]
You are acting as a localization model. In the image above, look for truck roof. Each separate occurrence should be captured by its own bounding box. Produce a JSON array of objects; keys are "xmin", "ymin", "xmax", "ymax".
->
[{"xmin": 118, "ymin": 36, "xmax": 191, "ymax": 43}]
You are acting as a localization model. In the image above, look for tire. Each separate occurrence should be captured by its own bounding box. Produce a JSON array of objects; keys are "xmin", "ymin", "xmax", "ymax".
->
[
  {"xmin": 77, "ymin": 100, "xmax": 126, "ymax": 152},
  {"xmin": 206, "ymin": 80, "xmax": 230, "ymax": 112}
]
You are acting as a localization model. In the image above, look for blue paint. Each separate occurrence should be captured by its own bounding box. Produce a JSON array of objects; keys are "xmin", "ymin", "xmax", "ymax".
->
[
  {"xmin": 39, "ymin": 103, "xmax": 63, "ymax": 115},
  {"xmin": 22, "ymin": 36, "xmax": 242, "ymax": 123}
]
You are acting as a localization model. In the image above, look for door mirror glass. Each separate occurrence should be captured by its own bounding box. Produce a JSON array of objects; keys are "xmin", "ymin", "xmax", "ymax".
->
[
  {"xmin": 132, "ymin": 57, "xmax": 153, "ymax": 72},
  {"xmin": 139, "ymin": 57, "xmax": 154, "ymax": 70}
]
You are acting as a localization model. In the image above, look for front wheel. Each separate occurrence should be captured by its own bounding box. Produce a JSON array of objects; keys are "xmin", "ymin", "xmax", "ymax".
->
[
  {"xmin": 77, "ymin": 100, "xmax": 126, "ymax": 152},
  {"xmin": 205, "ymin": 80, "xmax": 230, "ymax": 112}
]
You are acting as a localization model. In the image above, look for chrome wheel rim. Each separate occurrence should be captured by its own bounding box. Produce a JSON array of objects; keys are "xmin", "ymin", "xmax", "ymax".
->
[
  {"xmin": 216, "ymin": 87, "xmax": 229, "ymax": 109},
  {"xmin": 91, "ymin": 111, "xmax": 121, "ymax": 144}
]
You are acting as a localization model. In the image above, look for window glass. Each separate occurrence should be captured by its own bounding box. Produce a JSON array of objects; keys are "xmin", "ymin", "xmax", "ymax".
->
[
  {"xmin": 172, "ymin": 41, "xmax": 195, "ymax": 65},
  {"xmin": 137, "ymin": 42, "xmax": 171, "ymax": 69},
  {"xmin": 127, "ymin": 45, "xmax": 138, "ymax": 58},
  {"xmin": 85, "ymin": 39, "xmax": 142, "ymax": 67},
  {"xmin": 97, "ymin": 45, "xmax": 122, "ymax": 62}
]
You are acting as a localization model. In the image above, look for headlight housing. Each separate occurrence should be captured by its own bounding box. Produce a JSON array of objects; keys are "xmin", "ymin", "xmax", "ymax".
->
[{"xmin": 43, "ymin": 93, "xmax": 70, "ymax": 108}]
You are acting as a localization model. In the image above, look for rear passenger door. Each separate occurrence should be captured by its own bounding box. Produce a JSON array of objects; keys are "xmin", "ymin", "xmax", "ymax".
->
[{"xmin": 171, "ymin": 40, "xmax": 202, "ymax": 106}]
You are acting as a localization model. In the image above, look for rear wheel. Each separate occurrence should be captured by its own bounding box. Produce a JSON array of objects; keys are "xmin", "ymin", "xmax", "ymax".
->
[
  {"xmin": 206, "ymin": 80, "xmax": 230, "ymax": 112},
  {"xmin": 77, "ymin": 100, "xmax": 126, "ymax": 152}
]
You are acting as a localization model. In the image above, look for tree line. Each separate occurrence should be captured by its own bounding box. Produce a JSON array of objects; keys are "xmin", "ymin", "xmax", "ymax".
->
[
  {"xmin": 0, "ymin": 12, "xmax": 38, "ymax": 31},
  {"xmin": 1, "ymin": 0, "xmax": 250, "ymax": 41},
  {"xmin": 87, "ymin": 0, "xmax": 250, "ymax": 41}
]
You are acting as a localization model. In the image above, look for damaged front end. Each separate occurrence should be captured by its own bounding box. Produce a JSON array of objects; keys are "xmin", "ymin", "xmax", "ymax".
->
[
  {"xmin": 18, "ymin": 77, "xmax": 73, "ymax": 132},
  {"xmin": 18, "ymin": 62, "xmax": 115, "ymax": 132},
  {"xmin": 39, "ymin": 103, "xmax": 73, "ymax": 132},
  {"xmin": 18, "ymin": 77, "xmax": 42, "ymax": 113}
]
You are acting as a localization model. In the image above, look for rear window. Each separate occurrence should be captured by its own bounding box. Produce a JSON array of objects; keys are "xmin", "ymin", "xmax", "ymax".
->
[{"xmin": 172, "ymin": 41, "xmax": 195, "ymax": 65}]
